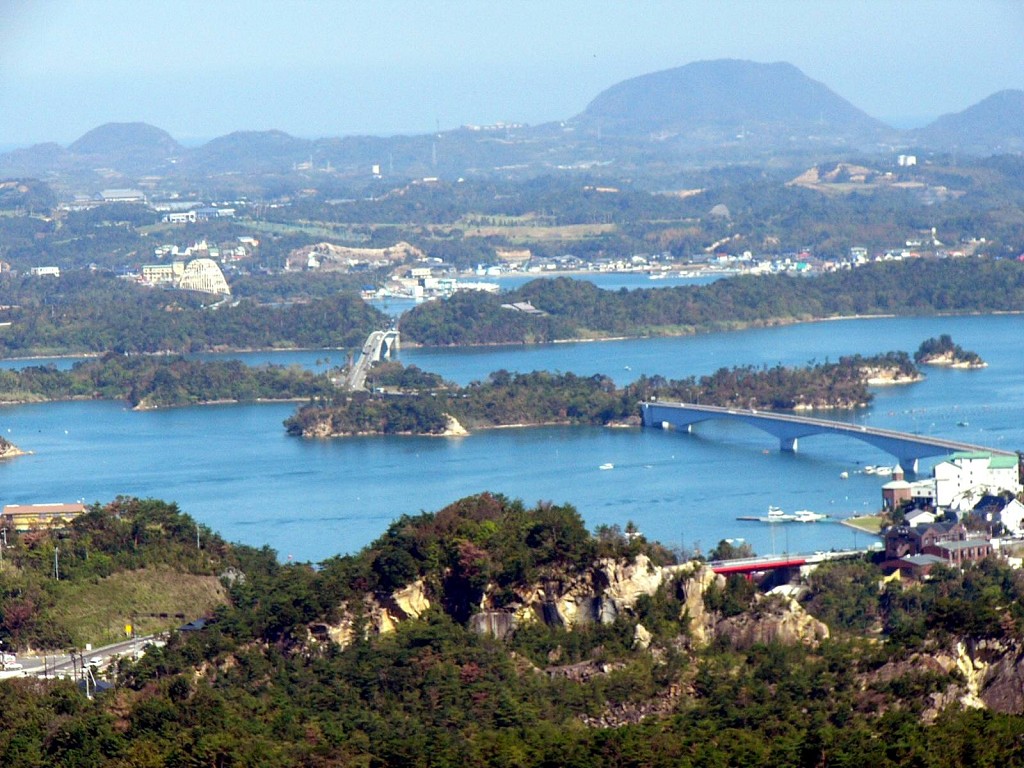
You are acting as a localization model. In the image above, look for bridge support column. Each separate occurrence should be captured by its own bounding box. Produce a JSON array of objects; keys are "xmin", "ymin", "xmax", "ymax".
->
[
  {"xmin": 898, "ymin": 458, "xmax": 919, "ymax": 474},
  {"xmin": 780, "ymin": 437, "xmax": 798, "ymax": 453}
]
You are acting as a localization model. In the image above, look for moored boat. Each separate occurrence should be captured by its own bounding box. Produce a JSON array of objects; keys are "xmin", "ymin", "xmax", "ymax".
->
[{"xmin": 793, "ymin": 509, "xmax": 828, "ymax": 523}]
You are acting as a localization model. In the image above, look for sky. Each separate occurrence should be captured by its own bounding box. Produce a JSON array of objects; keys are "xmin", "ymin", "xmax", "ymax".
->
[{"xmin": 0, "ymin": 0, "xmax": 1022, "ymax": 149}]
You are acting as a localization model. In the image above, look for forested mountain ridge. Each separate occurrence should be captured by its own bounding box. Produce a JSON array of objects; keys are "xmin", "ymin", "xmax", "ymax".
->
[
  {"xmin": 571, "ymin": 59, "xmax": 894, "ymax": 147},
  {"xmin": 912, "ymin": 89, "xmax": 1024, "ymax": 154},
  {"xmin": 2, "ymin": 60, "xmax": 1021, "ymax": 183}
]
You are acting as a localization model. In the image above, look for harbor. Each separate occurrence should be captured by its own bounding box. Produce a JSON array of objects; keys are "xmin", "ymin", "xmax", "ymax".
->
[{"xmin": 737, "ymin": 506, "xmax": 830, "ymax": 524}]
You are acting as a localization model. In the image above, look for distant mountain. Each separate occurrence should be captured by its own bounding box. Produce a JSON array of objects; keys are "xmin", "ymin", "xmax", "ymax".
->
[
  {"xmin": 0, "ymin": 61, "xmax": 1020, "ymax": 186},
  {"xmin": 571, "ymin": 59, "xmax": 895, "ymax": 150},
  {"xmin": 181, "ymin": 130, "xmax": 313, "ymax": 174},
  {"xmin": 913, "ymin": 90, "xmax": 1024, "ymax": 154},
  {"xmin": 68, "ymin": 122, "xmax": 182, "ymax": 174},
  {"xmin": 0, "ymin": 142, "xmax": 71, "ymax": 177}
]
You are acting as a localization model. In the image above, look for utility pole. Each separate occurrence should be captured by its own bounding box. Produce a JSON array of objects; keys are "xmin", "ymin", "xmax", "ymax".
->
[{"xmin": 54, "ymin": 547, "xmax": 59, "ymax": 580}]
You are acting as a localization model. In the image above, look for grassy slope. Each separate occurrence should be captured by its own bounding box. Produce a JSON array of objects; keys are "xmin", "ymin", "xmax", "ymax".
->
[{"xmin": 47, "ymin": 567, "xmax": 227, "ymax": 647}]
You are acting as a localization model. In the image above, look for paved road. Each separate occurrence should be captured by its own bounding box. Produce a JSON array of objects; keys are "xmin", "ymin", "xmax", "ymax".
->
[{"xmin": 0, "ymin": 634, "xmax": 164, "ymax": 680}]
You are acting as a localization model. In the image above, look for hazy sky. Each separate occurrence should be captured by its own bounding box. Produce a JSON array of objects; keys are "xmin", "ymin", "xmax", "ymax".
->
[{"xmin": 1, "ymin": 0, "xmax": 1022, "ymax": 148}]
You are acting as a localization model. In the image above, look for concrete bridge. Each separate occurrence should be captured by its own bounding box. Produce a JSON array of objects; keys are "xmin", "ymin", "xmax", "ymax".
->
[
  {"xmin": 345, "ymin": 330, "xmax": 400, "ymax": 390},
  {"xmin": 641, "ymin": 401, "xmax": 1016, "ymax": 473}
]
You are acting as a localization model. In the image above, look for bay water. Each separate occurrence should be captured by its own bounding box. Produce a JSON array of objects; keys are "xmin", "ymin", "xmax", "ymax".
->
[{"xmin": 1, "ymin": 313, "xmax": 1022, "ymax": 563}]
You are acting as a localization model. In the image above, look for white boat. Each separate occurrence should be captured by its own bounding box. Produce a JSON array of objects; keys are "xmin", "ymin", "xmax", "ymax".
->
[
  {"xmin": 793, "ymin": 509, "xmax": 828, "ymax": 523},
  {"xmin": 839, "ymin": 471, "xmax": 849, "ymax": 479},
  {"xmin": 874, "ymin": 466, "xmax": 893, "ymax": 477},
  {"xmin": 599, "ymin": 463, "xmax": 614, "ymax": 470},
  {"xmin": 863, "ymin": 465, "xmax": 876, "ymax": 474},
  {"xmin": 761, "ymin": 505, "xmax": 790, "ymax": 524}
]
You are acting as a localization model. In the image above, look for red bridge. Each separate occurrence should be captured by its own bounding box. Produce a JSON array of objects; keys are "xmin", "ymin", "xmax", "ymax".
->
[{"xmin": 709, "ymin": 548, "xmax": 868, "ymax": 575}]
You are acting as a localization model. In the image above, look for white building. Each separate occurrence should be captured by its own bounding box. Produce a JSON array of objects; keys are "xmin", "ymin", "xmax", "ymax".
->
[
  {"xmin": 905, "ymin": 509, "xmax": 937, "ymax": 528},
  {"xmin": 998, "ymin": 499, "xmax": 1024, "ymax": 537},
  {"xmin": 934, "ymin": 452, "xmax": 1022, "ymax": 510}
]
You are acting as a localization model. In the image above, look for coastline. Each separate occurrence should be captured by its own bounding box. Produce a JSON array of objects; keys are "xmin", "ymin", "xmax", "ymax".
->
[
  {"xmin": 840, "ymin": 515, "xmax": 885, "ymax": 535},
  {"xmin": 0, "ymin": 442, "xmax": 28, "ymax": 460},
  {"xmin": 2, "ymin": 308, "xmax": 1023, "ymax": 360}
]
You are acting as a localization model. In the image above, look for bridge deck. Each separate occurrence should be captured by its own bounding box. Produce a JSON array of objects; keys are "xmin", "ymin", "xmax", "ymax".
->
[{"xmin": 642, "ymin": 401, "xmax": 1015, "ymax": 472}]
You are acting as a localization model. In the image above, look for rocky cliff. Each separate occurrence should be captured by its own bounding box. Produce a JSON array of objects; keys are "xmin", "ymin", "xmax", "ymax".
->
[{"xmin": 316, "ymin": 556, "xmax": 828, "ymax": 653}]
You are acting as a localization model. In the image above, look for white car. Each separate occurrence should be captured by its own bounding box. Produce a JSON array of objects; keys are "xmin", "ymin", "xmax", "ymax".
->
[{"xmin": 89, "ymin": 656, "xmax": 103, "ymax": 666}]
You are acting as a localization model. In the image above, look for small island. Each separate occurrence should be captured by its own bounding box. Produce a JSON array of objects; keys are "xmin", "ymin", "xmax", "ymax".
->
[
  {"xmin": 0, "ymin": 434, "xmax": 25, "ymax": 459},
  {"xmin": 286, "ymin": 353, "xmax": 922, "ymax": 438},
  {"xmin": 914, "ymin": 334, "xmax": 986, "ymax": 368}
]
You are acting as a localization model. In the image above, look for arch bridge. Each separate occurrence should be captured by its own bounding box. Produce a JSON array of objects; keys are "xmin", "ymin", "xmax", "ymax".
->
[
  {"xmin": 641, "ymin": 401, "xmax": 1016, "ymax": 474},
  {"xmin": 345, "ymin": 330, "xmax": 400, "ymax": 390}
]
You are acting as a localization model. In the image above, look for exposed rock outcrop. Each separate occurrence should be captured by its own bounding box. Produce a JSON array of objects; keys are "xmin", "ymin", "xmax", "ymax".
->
[
  {"xmin": 286, "ymin": 241, "xmax": 424, "ymax": 271},
  {"xmin": 862, "ymin": 366, "xmax": 924, "ymax": 386},
  {"xmin": 318, "ymin": 558, "xmax": 830, "ymax": 655},
  {"xmin": 0, "ymin": 437, "xmax": 25, "ymax": 459},
  {"xmin": 715, "ymin": 595, "xmax": 830, "ymax": 649},
  {"xmin": 322, "ymin": 578, "xmax": 432, "ymax": 649},
  {"xmin": 918, "ymin": 350, "xmax": 987, "ymax": 368},
  {"xmin": 512, "ymin": 555, "xmax": 693, "ymax": 629},
  {"xmin": 680, "ymin": 566, "xmax": 721, "ymax": 647},
  {"xmin": 441, "ymin": 414, "xmax": 468, "ymax": 436}
]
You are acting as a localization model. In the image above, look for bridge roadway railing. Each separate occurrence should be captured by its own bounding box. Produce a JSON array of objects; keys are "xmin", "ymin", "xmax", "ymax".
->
[
  {"xmin": 641, "ymin": 401, "xmax": 1016, "ymax": 474},
  {"xmin": 708, "ymin": 548, "xmax": 869, "ymax": 575},
  {"xmin": 345, "ymin": 330, "xmax": 400, "ymax": 391}
]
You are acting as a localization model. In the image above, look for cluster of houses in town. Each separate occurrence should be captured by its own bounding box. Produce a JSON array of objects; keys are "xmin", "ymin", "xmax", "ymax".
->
[{"xmin": 879, "ymin": 451, "xmax": 1024, "ymax": 578}]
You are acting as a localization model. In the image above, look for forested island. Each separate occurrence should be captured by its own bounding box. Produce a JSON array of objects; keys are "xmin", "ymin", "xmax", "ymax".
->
[
  {"xmin": 285, "ymin": 352, "xmax": 917, "ymax": 437},
  {"xmin": 0, "ymin": 271, "xmax": 387, "ymax": 358},
  {"xmin": 3, "ymin": 494, "xmax": 1024, "ymax": 765},
  {"xmin": 400, "ymin": 259, "xmax": 1024, "ymax": 346},
  {"xmin": 0, "ymin": 354, "xmax": 335, "ymax": 409},
  {"xmin": 1, "ymin": 260, "xmax": 1023, "ymax": 359},
  {"xmin": 915, "ymin": 334, "xmax": 986, "ymax": 368}
]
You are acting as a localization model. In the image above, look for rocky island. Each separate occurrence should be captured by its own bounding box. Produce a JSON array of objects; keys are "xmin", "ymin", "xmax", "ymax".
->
[
  {"xmin": 0, "ymin": 434, "xmax": 24, "ymax": 459},
  {"xmin": 914, "ymin": 334, "xmax": 987, "ymax": 368}
]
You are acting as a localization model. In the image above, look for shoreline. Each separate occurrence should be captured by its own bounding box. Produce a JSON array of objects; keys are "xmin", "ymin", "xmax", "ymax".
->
[
  {"xmin": 3, "ymin": 309, "xmax": 1024, "ymax": 361},
  {"xmin": 840, "ymin": 516, "xmax": 885, "ymax": 535}
]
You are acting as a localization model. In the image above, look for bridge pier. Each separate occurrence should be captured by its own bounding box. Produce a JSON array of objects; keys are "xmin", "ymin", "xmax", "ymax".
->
[
  {"xmin": 898, "ymin": 458, "xmax": 919, "ymax": 474},
  {"xmin": 780, "ymin": 437, "xmax": 798, "ymax": 453}
]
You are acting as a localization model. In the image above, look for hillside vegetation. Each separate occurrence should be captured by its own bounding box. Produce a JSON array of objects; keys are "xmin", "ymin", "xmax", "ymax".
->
[
  {"xmin": 0, "ymin": 272, "xmax": 387, "ymax": 358},
  {"xmin": 285, "ymin": 353, "xmax": 916, "ymax": 436},
  {"xmin": 401, "ymin": 259, "xmax": 1024, "ymax": 345},
  {"xmin": 4, "ymin": 495, "xmax": 1024, "ymax": 765}
]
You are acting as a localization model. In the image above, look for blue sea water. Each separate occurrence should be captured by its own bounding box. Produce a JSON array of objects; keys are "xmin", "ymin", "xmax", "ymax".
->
[{"xmin": 1, "ymin": 313, "xmax": 1022, "ymax": 563}]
